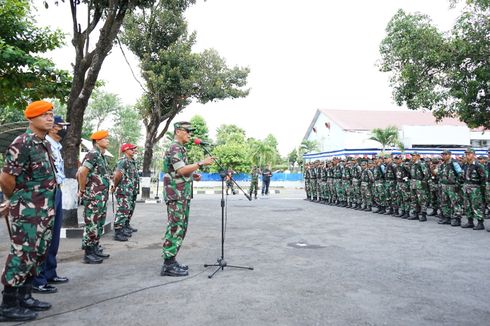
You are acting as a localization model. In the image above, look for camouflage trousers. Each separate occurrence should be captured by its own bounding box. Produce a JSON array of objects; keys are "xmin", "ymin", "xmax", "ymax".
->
[
  {"xmin": 304, "ymin": 179, "xmax": 310, "ymax": 198},
  {"xmin": 462, "ymin": 184, "xmax": 484, "ymax": 221},
  {"xmin": 114, "ymin": 192, "xmax": 136, "ymax": 230},
  {"xmin": 360, "ymin": 182, "xmax": 372, "ymax": 207},
  {"xmin": 343, "ymin": 181, "xmax": 352, "ymax": 205},
  {"xmin": 250, "ymin": 180, "xmax": 259, "ymax": 198},
  {"xmin": 335, "ymin": 179, "xmax": 345, "ymax": 202},
  {"xmin": 1, "ymin": 192, "xmax": 55, "ymax": 287},
  {"xmin": 440, "ymin": 184, "xmax": 462, "ymax": 218},
  {"xmin": 319, "ymin": 180, "xmax": 328, "ymax": 200},
  {"xmin": 351, "ymin": 180, "xmax": 361, "ymax": 205},
  {"xmin": 428, "ymin": 181, "xmax": 440, "ymax": 210},
  {"xmin": 410, "ymin": 180, "xmax": 429, "ymax": 214},
  {"xmin": 327, "ymin": 179, "xmax": 335, "ymax": 202},
  {"xmin": 486, "ymin": 183, "xmax": 490, "ymax": 213},
  {"xmin": 162, "ymin": 200, "xmax": 190, "ymax": 260},
  {"xmin": 373, "ymin": 181, "xmax": 385, "ymax": 207},
  {"xmin": 395, "ymin": 182, "xmax": 411, "ymax": 212},
  {"xmin": 311, "ymin": 179, "xmax": 318, "ymax": 199},
  {"xmin": 82, "ymin": 195, "xmax": 109, "ymax": 249},
  {"xmin": 384, "ymin": 180, "xmax": 396, "ymax": 208}
]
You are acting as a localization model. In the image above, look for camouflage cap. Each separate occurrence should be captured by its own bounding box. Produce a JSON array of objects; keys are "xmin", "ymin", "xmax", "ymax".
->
[
  {"xmin": 465, "ymin": 148, "xmax": 475, "ymax": 154},
  {"xmin": 174, "ymin": 121, "xmax": 196, "ymax": 132},
  {"xmin": 477, "ymin": 155, "xmax": 486, "ymax": 160},
  {"xmin": 412, "ymin": 151, "xmax": 420, "ymax": 156},
  {"xmin": 431, "ymin": 158, "xmax": 440, "ymax": 163},
  {"xmin": 441, "ymin": 150, "xmax": 451, "ymax": 155}
]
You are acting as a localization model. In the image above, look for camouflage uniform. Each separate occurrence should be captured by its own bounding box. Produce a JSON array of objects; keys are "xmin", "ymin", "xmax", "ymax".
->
[
  {"xmin": 342, "ymin": 161, "xmax": 353, "ymax": 207},
  {"xmin": 462, "ymin": 159, "xmax": 485, "ymax": 227},
  {"xmin": 114, "ymin": 156, "xmax": 139, "ymax": 231},
  {"xmin": 310, "ymin": 164, "xmax": 318, "ymax": 201},
  {"xmin": 383, "ymin": 162, "xmax": 397, "ymax": 214},
  {"xmin": 326, "ymin": 163, "xmax": 335, "ymax": 204},
  {"xmin": 485, "ymin": 160, "xmax": 490, "ymax": 219},
  {"xmin": 81, "ymin": 147, "xmax": 110, "ymax": 249},
  {"xmin": 1, "ymin": 130, "xmax": 56, "ymax": 287},
  {"xmin": 304, "ymin": 164, "xmax": 310, "ymax": 199},
  {"xmin": 394, "ymin": 160, "xmax": 411, "ymax": 217},
  {"xmin": 350, "ymin": 161, "xmax": 362, "ymax": 209},
  {"xmin": 439, "ymin": 158, "xmax": 463, "ymax": 224},
  {"xmin": 427, "ymin": 160, "xmax": 441, "ymax": 215},
  {"xmin": 360, "ymin": 163, "xmax": 374, "ymax": 210},
  {"xmin": 162, "ymin": 141, "xmax": 193, "ymax": 260},
  {"xmin": 409, "ymin": 159, "xmax": 430, "ymax": 220},
  {"xmin": 334, "ymin": 161, "xmax": 345, "ymax": 205},
  {"xmin": 372, "ymin": 162, "xmax": 385, "ymax": 212},
  {"xmin": 319, "ymin": 162, "xmax": 328, "ymax": 202},
  {"xmin": 249, "ymin": 168, "xmax": 259, "ymax": 199}
]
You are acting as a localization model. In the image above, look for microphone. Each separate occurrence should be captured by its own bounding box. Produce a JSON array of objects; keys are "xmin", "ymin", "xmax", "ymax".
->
[{"xmin": 194, "ymin": 138, "xmax": 211, "ymax": 146}]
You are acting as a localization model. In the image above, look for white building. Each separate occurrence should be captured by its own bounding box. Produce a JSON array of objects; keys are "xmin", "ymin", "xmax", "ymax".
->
[{"xmin": 303, "ymin": 109, "xmax": 489, "ymax": 160}]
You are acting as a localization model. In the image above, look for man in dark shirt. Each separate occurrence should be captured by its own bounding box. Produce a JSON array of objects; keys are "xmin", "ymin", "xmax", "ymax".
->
[{"xmin": 261, "ymin": 165, "xmax": 273, "ymax": 196}]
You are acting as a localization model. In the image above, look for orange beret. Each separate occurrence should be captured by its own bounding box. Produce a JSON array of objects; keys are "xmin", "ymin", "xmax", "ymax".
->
[
  {"xmin": 90, "ymin": 130, "xmax": 109, "ymax": 140},
  {"xmin": 24, "ymin": 100, "xmax": 53, "ymax": 119}
]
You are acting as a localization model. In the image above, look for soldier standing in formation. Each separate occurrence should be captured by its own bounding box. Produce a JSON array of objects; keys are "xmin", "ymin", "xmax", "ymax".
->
[
  {"xmin": 461, "ymin": 148, "xmax": 486, "ymax": 230},
  {"xmin": 0, "ymin": 101, "xmax": 57, "ymax": 321},
  {"xmin": 32, "ymin": 116, "xmax": 71, "ymax": 293},
  {"xmin": 112, "ymin": 143, "xmax": 139, "ymax": 241},
  {"xmin": 77, "ymin": 130, "xmax": 111, "ymax": 264},
  {"xmin": 409, "ymin": 152, "xmax": 430, "ymax": 221},
  {"xmin": 160, "ymin": 122, "xmax": 214, "ymax": 277},
  {"xmin": 438, "ymin": 150, "xmax": 463, "ymax": 226},
  {"xmin": 249, "ymin": 166, "xmax": 259, "ymax": 199}
]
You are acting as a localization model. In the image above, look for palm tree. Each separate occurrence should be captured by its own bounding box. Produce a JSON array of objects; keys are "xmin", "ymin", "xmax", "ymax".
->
[
  {"xmin": 369, "ymin": 126, "xmax": 401, "ymax": 153},
  {"xmin": 249, "ymin": 141, "xmax": 276, "ymax": 168},
  {"xmin": 300, "ymin": 139, "xmax": 319, "ymax": 154}
]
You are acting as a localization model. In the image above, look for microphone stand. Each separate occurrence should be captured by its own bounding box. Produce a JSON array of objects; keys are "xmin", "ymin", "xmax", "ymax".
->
[{"xmin": 199, "ymin": 144, "xmax": 254, "ymax": 279}]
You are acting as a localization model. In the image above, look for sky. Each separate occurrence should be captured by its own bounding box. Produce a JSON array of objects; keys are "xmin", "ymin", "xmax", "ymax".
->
[{"xmin": 35, "ymin": 0, "xmax": 461, "ymax": 155}]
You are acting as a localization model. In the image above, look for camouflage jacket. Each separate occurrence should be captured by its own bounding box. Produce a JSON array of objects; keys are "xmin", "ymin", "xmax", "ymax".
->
[
  {"xmin": 82, "ymin": 146, "xmax": 110, "ymax": 201},
  {"xmin": 115, "ymin": 156, "xmax": 139, "ymax": 195},
  {"xmin": 439, "ymin": 159, "xmax": 462, "ymax": 185},
  {"xmin": 2, "ymin": 129, "xmax": 57, "ymax": 210},
  {"xmin": 162, "ymin": 141, "xmax": 192, "ymax": 202},
  {"xmin": 251, "ymin": 170, "xmax": 259, "ymax": 182},
  {"xmin": 463, "ymin": 161, "xmax": 485, "ymax": 185},
  {"xmin": 410, "ymin": 161, "xmax": 429, "ymax": 181}
]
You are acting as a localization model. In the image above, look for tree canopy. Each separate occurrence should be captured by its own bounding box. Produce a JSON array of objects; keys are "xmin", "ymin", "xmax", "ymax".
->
[
  {"xmin": 379, "ymin": 3, "xmax": 490, "ymax": 129},
  {"xmin": 0, "ymin": 0, "xmax": 71, "ymax": 110}
]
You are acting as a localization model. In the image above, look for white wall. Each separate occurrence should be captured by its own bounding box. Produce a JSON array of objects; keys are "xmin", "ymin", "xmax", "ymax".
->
[
  {"xmin": 307, "ymin": 114, "xmax": 346, "ymax": 151},
  {"xmin": 401, "ymin": 125, "xmax": 469, "ymax": 147}
]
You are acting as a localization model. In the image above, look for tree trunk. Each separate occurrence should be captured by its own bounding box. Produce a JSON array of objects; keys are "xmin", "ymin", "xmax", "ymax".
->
[{"xmin": 62, "ymin": 1, "xmax": 129, "ymax": 227}]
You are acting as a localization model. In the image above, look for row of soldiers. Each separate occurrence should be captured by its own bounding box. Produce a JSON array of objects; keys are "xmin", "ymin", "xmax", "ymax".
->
[{"xmin": 304, "ymin": 148, "xmax": 490, "ymax": 231}]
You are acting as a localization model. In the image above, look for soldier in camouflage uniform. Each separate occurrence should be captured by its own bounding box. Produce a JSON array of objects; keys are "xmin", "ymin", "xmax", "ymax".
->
[
  {"xmin": 304, "ymin": 163, "xmax": 311, "ymax": 200},
  {"xmin": 0, "ymin": 101, "xmax": 56, "ymax": 321},
  {"xmin": 409, "ymin": 153, "xmax": 430, "ymax": 222},
  {"xmin": 485, "ymin": 150, "xmax": 490, "ymax": 230},
  {"xmin": 318, "ymin": 161, "xmax": 327, "ymax": 203},
  {"xmin": 334, "ymin": 159, "xmax": 346, "ymax": 206},
  {"xmin": 342, "ymin": 159, "xmax": 353, "ymax": 207},
  {"xmin": 461, "ymin": 148, "xmax": 486, "ymax": 230},
  {"xmin": 350, "ymin": 159, "xmax": 362, "ymax": 210},
  {"xmin": 160, "ymin": 122, "xmax": 214, "ymax": 277},
  {"xmin": 77, "ymin": 130, "xmax": 111, "ymax": 264},
  {"xmin": 394, "ymin": 156, "xmax": 411, "ymax": 218},
  {"xmin": 372, "ymin": 157, "xmax": 386, "ymax": 213},
  {"xmin": 383, "ymin": 155, "xmax": 397, "ymax": 215},
  {"xmin": 249, "ymin": 166, "xmax": 259, "ymax": 200},
  {"xmin": 326, "ymin": 161, "xmax": 335, "ymax": 204},
  {"xmin": 309, "ymin": 162, "xmax": 318, "ymax": 201},
  {"xmin": 112, "ymin": 143, "xmax": 139, "ymax": 241},
  {"xmin": 360, "ymin": 161, "xmax": 374, "ymax": 211},
  {"xmin": 438, "ymin": 150, "xmax": 463, "ymax": 226},
  {"xmin": 427, "ymin": 158, "xmax": 441, "ymax": 217}
]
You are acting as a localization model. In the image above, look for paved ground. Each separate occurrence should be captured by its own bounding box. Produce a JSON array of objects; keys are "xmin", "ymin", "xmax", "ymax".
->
[{"xmin": 1, "ymin": 189, "xmax": 490, "ymax": 325}]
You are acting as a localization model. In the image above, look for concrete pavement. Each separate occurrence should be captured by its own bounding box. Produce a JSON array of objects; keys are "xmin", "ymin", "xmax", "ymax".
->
[{"xmin": 0, "ymin": 189, "xmax": 490, "ymax": 325}]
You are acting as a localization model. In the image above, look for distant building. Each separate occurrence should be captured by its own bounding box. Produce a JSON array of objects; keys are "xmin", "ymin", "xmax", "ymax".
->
[{"xmin": 303, "ymin": 109, "xmax": 489, "ymax": 160}]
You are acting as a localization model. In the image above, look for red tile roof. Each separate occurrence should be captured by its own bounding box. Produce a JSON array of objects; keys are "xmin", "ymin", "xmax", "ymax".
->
[{"xmin": 319, "ymin": 109, "xmax": 467, "ymax": 131}]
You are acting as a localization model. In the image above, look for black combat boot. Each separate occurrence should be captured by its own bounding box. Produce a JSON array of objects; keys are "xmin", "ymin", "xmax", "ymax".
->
[
  {"xmin": 126, "ymin": 221, "xmax": 137, "ymax": 233},
  {"xmin": 114, "ymin": 229, "xmax": 129, "ymax": 242},
  {"xmin": 122, "ymin": 227, "xmax": 132, "ymax": 237},
  {"xmin": 461, "ymin": 218, "xmax": 474, "ymax": 228},
  {"xmin": 94, "ymin": 244, "xmax": 110, "ymax": 258},
  {"xmin": 451, "ymin": 217, "xmax": 461, "ymax": 227},
  {"xmin": 377, "ymin": 206, "xmax": 386, "ymax": 214},
  {"xmin": 365, "ymin": 205, "xmax": 372, "ymax": 212},
  {"xmin": 160, "ymin": 260, "xmax": 188, "ymax": 277},
  {"xmin": 401, "ymin": 211, "xmax": 409, "ymax": 219},
  {"xmin": 83, "ymin": 246, "xmax": 103, "ymax": 264},
  {"xmin": 473, "ymin": 220, "xmax": 484, "ymax": 230},
  {"xmin": 438, "ymin": 214, "xmax": 450, "ymax": 224},
  {"xmin": 427, "ymin": 209, "xmax": 436, "ymax": 216},
  {"xmin": 0, "ymin": 286, "xmax": 37, "ymax": 321},
  {"xmin": 384, "ymin": 207, "xmax": 393, "ymax": 215},
  {"xmin": 407, "ymin": 211, "xmax": 418, "ymax": 220},
  {"xmin": 395, "ymin": 210, "xmax": 404, "ymax": 217},
  {"xmin": 18, "ymin": 281, "xmax": 51, "ymax": 311},
  {"xmin": 419, "ymin": 212, "xmax": 427, "ymax": 222}
]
